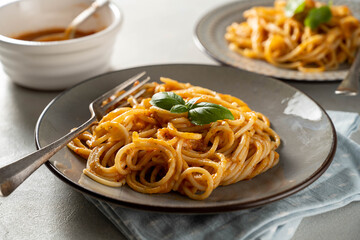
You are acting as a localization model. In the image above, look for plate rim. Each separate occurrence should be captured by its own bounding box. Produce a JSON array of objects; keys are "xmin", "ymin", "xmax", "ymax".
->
[
  {"xmin": 35, "ymin": 63, "xmax": 337, "ymax": 213},
  {"xmin": 193, "ymin": 0, "xmax": 357, "ymax": 81}
]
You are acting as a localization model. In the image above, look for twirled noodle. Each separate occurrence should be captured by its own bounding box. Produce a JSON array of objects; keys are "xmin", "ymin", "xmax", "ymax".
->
[
  {"xmin": 68, "ymin": 78, "xmax": 280, "ymax": 200},
  {"xmin": 225, "ymin": 0, "xmax": 360, "ymax": 72}
]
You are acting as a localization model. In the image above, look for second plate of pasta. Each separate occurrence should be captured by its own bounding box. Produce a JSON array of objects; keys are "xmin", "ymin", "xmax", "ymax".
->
[{"xmin": 194, "ymin": 0, "xmax": 360, "ymax": 81}]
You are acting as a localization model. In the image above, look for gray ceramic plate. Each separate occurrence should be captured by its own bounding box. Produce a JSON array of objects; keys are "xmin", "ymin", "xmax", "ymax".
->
[
  {"xmin": 35, "ymin": 64, "xmax": 336, "ymax": 213},
  {"xmin": 194, "ymin": 0, "xmax": 360, "ymax": 81}
]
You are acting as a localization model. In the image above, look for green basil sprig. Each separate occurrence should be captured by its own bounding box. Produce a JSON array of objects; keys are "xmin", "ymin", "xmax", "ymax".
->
[
  {"xmin": 304, "ymin": 6, "xmax": 332, "ymax": 30},
  {"xmin": 285, "ymin": 0, "xmax": 332, "ymax": 30},
  {"xmin": 149, "ymin": 92, "xmax": 185, "ymax": 110},
  {"xmin": 285, "ymin": 0, "xmax": 306, "ymax": 17},
  {"xmin": 149, "ymin": 92, "xmax": 234, "ymax": 125}
]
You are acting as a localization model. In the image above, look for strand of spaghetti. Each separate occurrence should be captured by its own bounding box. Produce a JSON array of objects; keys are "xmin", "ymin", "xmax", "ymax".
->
[
  {"xmin": 234, "ymin": 112, "xmax": 257, "ymax": 138},
  {"xmin": 221, "ymin": 132, "xmax": 250, "ymax": 185},
  {"xmin": 101, "ymin": 141, "xmax": 125, "ymax": 167},
  {"xmin": 85, "ymin": 143, "xmax": 124, "ymax": 181},
  {"xmin": 167, "ymin": 122, "xmax": 202, "ymax": 140},
  {"xmin": 83, "ymin": 169, "xmax": 126, "ymax": 187},
  {"xmin": 67, "ymin": 137, "xmax": 92, "ymax": 159},
  {"xmin": 181, "ymin": 136, "xmax": 219, "ymax": 158},
  {"xmin": 177, "ymin": 167, "xmax": 214, "ymax": 200},
  {"xmin": 203, "ymin": 121, "xmax": 235, "ymax": 153}
]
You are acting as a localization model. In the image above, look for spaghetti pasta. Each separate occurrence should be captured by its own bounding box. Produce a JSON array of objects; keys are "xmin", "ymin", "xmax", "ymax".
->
[
  {"xmin": 68, "ymin": 78, "xmax": 280, "ymax": 200},
  {"xmin": 225, "ymin": 0, "xmax": 360, "ymax": 72}
]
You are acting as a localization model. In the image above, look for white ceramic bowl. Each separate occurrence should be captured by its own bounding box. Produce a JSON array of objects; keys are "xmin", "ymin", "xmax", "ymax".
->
[{"xmin": 0, "ymin": 0, "xmax": 122, "ymax": 90}]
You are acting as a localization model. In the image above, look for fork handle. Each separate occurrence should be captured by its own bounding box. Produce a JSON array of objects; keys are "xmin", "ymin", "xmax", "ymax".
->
[
  {"xmin": 335, "ymin": 50, "xmax": 360, "ymax": 96},
  {"xmin": 0, "ymin": 116, "xmax": 96, "ymax": 197}
]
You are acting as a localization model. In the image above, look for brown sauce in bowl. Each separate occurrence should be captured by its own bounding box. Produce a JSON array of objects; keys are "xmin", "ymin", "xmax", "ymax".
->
[{"xmin": 12, "ymin": 28, "xmax": 98, "ymax": 42}]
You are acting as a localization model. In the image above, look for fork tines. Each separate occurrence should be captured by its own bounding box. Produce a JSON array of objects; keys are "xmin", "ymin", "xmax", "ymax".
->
[
  {"xmin": 102, "ymin": 74, "xmax": 151, "ymax": 111},
  {"xmin": 92, "ymin": 71, "xmax": 151, "ymax": 116}
]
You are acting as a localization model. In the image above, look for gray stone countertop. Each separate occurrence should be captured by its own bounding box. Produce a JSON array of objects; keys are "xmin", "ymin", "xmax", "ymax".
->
[{"xmin": 0, "ymin": 0, "xmax": 360, "ymax": 239}]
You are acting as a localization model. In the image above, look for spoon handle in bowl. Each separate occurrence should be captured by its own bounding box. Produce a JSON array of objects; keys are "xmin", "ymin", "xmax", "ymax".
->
[{"xmin": 65, "ymin": 0, "xmax": 110, "ymax": 39}]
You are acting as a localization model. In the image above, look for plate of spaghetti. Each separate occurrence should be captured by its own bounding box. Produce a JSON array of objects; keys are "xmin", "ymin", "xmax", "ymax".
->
[
  {"xmin": 195, "ymin": 0, "xmax": 360, "ymax": 80},
  {"xmin": 35, "ymin": 64, "xmax": 336, "ymax": 213}
]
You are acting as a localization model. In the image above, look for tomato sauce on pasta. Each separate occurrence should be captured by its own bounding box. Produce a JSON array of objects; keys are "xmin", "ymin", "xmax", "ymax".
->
[{"xmin": 68, "ymin": 78, "xmax": 280, "ymax": 200}]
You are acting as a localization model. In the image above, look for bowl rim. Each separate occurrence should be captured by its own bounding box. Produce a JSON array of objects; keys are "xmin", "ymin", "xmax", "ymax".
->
[{"xmin": 0, "ymin": 0, "xmax": 122, "ymax": 46}]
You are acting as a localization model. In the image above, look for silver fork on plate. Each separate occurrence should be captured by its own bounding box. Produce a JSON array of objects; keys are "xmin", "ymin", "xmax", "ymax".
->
[
  {"xmin": 335, "ymin": 50, "xmax": 360, "ymax": 96},
  {"xmin": 0, "ymin": 72, "xmax": 151, "ymax": 196}
]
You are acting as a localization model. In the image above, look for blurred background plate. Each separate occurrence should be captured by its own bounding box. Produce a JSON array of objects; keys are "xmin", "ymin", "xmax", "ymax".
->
[
  {"xmin": 194, "ymin": 0, "xmax": 360, "ymax": 81},
  {"xmin": 35, "ymin": 64, "xmax": 336, "ymax": 213}
]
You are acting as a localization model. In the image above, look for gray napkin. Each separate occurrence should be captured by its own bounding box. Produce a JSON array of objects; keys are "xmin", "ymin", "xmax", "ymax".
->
[{"xmin": 85, "ymin": 110, "xmax": 360, "ymax": 240}]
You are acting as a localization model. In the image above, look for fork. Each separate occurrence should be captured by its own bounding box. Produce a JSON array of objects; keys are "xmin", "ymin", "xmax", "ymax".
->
[
  {"xmin": 0, "ymin": 72, "xmax": 150, "ymax": 196},
  {"xmin": 335, "ymin": 50, "xmax": 360, "ymax": 96}
]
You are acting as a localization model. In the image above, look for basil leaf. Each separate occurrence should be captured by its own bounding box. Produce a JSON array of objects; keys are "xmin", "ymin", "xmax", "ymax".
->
[
  {"xmin": 304, "ymin": 6, "xmax": 332, "ymax": 30},
  {"xmin": 150, "ymin": 92, "xmax": 185, "ymax": 111},
  {"xmin": 285, "ymin": 0, "xmax": 306, "ymax": 17},
  {"xmin": 150, "ymin": 92, "xmax": 234, "ymax": 125},
  {"xmin": 185, "ymin": 97, "xmax": 201, "ymax": 109},
  {"xmin": 170, "ymin": 104, "xmax": 188, "ymax": 113},
  {"xmin": 188, "ymin": 102, "xmax": 234, "ymax": 125}
]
